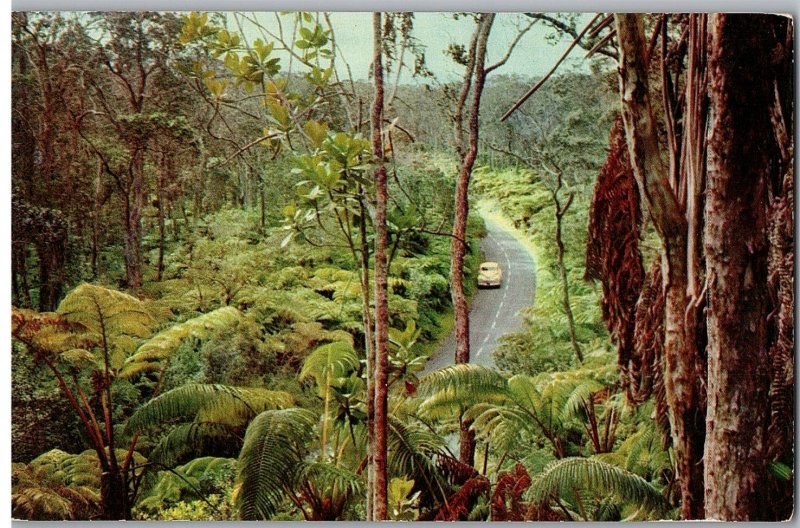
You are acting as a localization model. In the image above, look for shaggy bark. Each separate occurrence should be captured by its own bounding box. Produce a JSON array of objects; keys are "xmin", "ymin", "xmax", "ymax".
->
[
  {"xmin": 703, "ymin": 14, "xmax": 776, "ymax": 520},
  {"xmin": 615, "ymin": 14, "xmax": 706, "ymax": 518}
]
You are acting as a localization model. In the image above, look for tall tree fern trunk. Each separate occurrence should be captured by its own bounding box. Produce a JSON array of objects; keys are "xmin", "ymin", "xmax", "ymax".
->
[
  {"xmin": 371, "ymin": 12, "xmax": 390, "ymax": 520},
  {"xmin": 100, "ymin": 470, "xmax": 130, "ymax": 520},
  {"xmin": 703, "ymin": 13, "xmax": 775, "ymax": 520}
]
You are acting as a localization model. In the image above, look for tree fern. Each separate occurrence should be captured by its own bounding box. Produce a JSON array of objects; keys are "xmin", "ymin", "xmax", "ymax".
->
[
  {"xmin": 299, "ymin": 462, "xmax": 363, "ymax": 497},
  {"xmin": 11, "ymin": 308, "xmax": 95, "ymax": 362},
  {"xmin": 237, "ymin": 407, "xmax": 318, "ymax": 520},
  {"xmin": 529, "ymin": 457, "xmax": 669, "ymax": 520},
  {"xmin": 57, "ymin": 284, "xmax": 156, "ymax": 360},
  {"xmin": 12, "ymin": 448, "xmax": 144, "ymax": 520},
  {"xmin": 419, "ymin": 363, "xmax": 620, "ymax": 459}
]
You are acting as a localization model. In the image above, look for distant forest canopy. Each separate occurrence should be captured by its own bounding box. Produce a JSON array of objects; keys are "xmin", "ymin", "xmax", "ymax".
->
[{"xmin": 10, "ymin": 11, "xmax": 794, "ymax": 522}]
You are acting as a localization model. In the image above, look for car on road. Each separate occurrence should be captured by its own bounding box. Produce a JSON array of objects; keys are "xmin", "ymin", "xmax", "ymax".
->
[{"xmin": 478, "ymin": 261, "xmax": 503, "ymax": 288}]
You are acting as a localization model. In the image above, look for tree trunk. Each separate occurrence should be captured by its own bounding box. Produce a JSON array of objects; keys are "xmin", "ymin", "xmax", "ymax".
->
[
  {"xmin": 92, "ymin": 158, "xmax": 104, "ymax": 280},
  {"xmin": 13, "ymin": 245, "xmax": 32, "ymax": 308},
  {"xmin": 156, "ymin": 154, "xmax": 167, "ymax": 282},
  {"xmin": 450, "ymin": 13, "xmax": 494, "ymax": 468},
  {"xmin": 371, "ymin": 12, "xmax": 390, "ymax": 520},
  {"xmin": 100, "ymin": 470, "xmax": 130, "ymax": 520},
  {"xmin": 124, "ymin": 146, "xmax": 145, "ymax": 291},
  {"xmin": 358, "ymin": 195, "xmax": 376, "ymax": 520},
  {"xmin": 703, "ymin": 13, "xmax": 774, "ymax": 520},
  {"xmin": 552, "ymin": 174, "xmax": 582, "ymax": 363},
  {"xmin": 615, "ymin": 14, "xmax": 706, "ymax": 518}
]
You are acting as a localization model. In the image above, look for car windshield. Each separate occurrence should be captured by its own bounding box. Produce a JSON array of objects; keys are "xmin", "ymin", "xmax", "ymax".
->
[{"xmin": 480, "ymin": 264, "xmax": 497, "ymax": 271}]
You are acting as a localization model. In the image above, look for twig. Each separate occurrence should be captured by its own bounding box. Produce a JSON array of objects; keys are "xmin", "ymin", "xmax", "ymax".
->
[{"xmin": 501, "ymin": 13, "xmax": 602, "ymax": 122}]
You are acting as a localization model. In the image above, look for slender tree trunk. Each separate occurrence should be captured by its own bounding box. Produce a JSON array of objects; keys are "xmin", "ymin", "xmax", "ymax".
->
[
  {"xmin": 92, "ymin": 158, "xmax": 104, "ymax": 280},
  {"xmin": 703, "ymin": 13, "xmax": 775, "ymax": 520},
  {"xmin": 124, "ymin": 146, "xmax": 145, "ymax": 291},
  {"xmin": 552, "ymin": 173, "xmax": 582, "ymax": 363},
  {"xmin": 371, "ymin": 12, "xmax": 389, "ymax": 520},
  {"xmin": 451, "ymin": 13, "xmax": 494, "ymax": 467},
  {"xmin": 260, "ymin": 183, "xmax": 266, "ymax": 229},
  {"xmin": 358, "ymin": 202, "xmax": 376, "ymax": 520},
  {"xmin": 355, "ymin": 194, "xmax": 376, "ymax": 520},
  {"xmin": 14, "ymin": 245, "xmax": 32, "ymax": 308},
  {"xmin": 156, "ymin": 154, "xmax": 167, "ymax": 282},
  {"xmin": 615, "ymin": 14, "xmax": 706, "ymax": 518}
]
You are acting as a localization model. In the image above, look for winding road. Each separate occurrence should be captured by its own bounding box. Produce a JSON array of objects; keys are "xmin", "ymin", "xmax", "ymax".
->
[{"xmin": 422, "ymin": 215, "xmax": 537, "ymax": 373}]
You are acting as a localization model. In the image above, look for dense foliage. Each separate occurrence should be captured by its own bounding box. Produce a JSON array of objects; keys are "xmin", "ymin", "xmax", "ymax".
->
[{"xmin": 11, "ymin": 11, "xmax": 793, "ymax": 522}]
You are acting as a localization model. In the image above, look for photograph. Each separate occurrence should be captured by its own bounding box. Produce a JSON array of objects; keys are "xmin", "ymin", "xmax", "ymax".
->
[{"xmin": 10, "ymin": 11, "xmax": 795, "ymax": 521}]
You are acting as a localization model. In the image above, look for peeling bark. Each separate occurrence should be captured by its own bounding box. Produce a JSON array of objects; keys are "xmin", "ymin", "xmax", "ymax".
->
[{"xmin": 615, "ymin": 14, "xmax": 706, "ymax": 518}]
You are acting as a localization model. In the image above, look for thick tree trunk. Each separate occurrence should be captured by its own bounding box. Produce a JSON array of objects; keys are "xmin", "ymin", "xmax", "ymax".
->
[
  {"xmin": 371, "ymin": 12, "xmax": 389, "ymax": 520},
  {"xmin": 615, "ymin": 14, "xmax": 706, "ymax": 518},
  {"xmin": 100, "ymin": 470, "xmax": 130, "ymax": 520},
  {"xmin": 703, "ymin": 14, "xmax": 774, "ymax": 521}
]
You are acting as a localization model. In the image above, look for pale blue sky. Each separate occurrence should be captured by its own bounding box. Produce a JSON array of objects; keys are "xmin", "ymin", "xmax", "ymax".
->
[{"xmin": 234, "ymin": 12, "xmax": 601, "ymax": 83}]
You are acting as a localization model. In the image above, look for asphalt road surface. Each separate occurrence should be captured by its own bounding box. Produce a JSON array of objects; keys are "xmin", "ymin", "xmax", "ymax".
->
[{"xmin": 422, "ymin": 216, "xmax": 536, "ymax": 373}]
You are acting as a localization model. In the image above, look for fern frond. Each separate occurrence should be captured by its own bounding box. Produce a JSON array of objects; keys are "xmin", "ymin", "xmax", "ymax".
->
[
  {"xmin": 121, "ymin": 306, "xmax": 242, "ymax": 378},
  {"xmin": 529, "ymin": 457, "xmax": 668, "ymax": 518},
  {"xmin": 300, "ymin": 462, "xmax": 363, "ymax": 497},
  {"xmin": 561, "ymin": 378, "xmax": 605, "ymax": 420},
  {"xmin": 388, "ymin": 418, "xmax": 449, "ymax": 505},
  {"xmin": 237, "ymin": 408, "xmax": 317, "ymax": 520},
  {"xmin": 147, "ymin": 422, "xmax": 241, "ymax": 469},
  {"xmin": 126, "ymin": 384, "xmax": 293, "ymax": 434},
  {"xmin": 57, "ymin": 284, "xmax": 155, "ymax": 339},
  {"xmin": 299, "ymin": 341, "xmax": 360, "ymax": 390},
  {"xmin": 418, "ymin": 365, "xmax": 508, "ymax": 420}
]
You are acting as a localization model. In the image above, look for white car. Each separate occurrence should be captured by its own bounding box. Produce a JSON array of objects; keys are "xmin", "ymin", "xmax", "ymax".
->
[{"xmin": 478, "ymin": 262, "xmax": 503, "ymax": 288}]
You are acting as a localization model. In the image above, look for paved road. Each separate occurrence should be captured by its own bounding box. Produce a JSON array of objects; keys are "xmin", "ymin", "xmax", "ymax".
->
[{"xmin": 422, "ymin": 216, "xmax": 537, "ymax": 373}]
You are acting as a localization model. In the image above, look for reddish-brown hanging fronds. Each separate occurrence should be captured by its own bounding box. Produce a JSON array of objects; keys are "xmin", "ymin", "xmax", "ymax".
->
[
  {"xmin": 437, "ymin": 454, "xmax": 479, "ymax": 486},
  {"xmin": 631, "ymin": 260, "xmax": 669, "ymax": 442},
  {"xmin": 490, "ymin": 463, "xmax": 531, "ymax": 521},
  {"xmin": 524, "ymin": 500, "xmax": 563, "ymax": 521},
  {"xmin": 433, "ymin": 476, "xmax": 490, "ymax": 521},
  {"xmin": 585, "ymin": 115, "xmax": 645, "ymax": 380}
]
